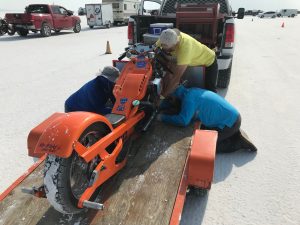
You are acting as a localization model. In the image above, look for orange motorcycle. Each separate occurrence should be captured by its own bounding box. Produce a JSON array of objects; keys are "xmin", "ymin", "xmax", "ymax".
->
[{"xmin": 26, "ymin": 44, "xmax": 169, "ymax": 214}]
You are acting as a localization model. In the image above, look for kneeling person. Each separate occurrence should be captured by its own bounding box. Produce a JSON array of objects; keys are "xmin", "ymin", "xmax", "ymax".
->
[
  {"xmin": 157, "ymin": 86, "xmax": 257, "ymax": 153},
  {"xmin": 65, "ymin": 66, "xmax": 120, "ymax": 114}
]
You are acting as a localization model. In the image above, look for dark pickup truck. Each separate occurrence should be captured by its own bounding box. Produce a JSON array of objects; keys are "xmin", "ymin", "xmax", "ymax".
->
[
  {"xmin": 128, "ymin": 0, "xmax": 244, "ymax": 88},
  {"xmin": 4, "ymin": 4, "xmax": 81, "ymax": 37}
]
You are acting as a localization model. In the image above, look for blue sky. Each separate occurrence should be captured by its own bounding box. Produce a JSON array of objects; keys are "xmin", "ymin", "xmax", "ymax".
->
[{"xmin": 0, "ymin": 0, "xmax": 300, "ymax": 12}]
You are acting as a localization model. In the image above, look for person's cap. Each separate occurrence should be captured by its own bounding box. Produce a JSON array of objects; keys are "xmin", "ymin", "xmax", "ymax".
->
[
  {"xmin": 100, "ymin": 66, "xmax": 120, "ymax": 83},
  {"xmin": 159, "ymin": 29, "xmax": 178, "ymax": 49}
]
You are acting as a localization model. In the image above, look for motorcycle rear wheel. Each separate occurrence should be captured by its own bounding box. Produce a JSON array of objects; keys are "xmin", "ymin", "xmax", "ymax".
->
[{"xmin": 44, "ymin": 122, "xmax": 110, "ymax": 214}]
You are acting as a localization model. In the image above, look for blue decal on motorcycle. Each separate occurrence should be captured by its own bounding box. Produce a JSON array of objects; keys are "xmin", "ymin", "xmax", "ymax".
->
[
  {"xmin": 117, "ymin": 105, "xmax": 125, "ymax": 111},
  {"xmin": 120, "ymin": 98, "xmax": 128, "ymax": 104},
  {"xmin": 136, "ymin": 61, "xmax": 146, "ymax": 68}
]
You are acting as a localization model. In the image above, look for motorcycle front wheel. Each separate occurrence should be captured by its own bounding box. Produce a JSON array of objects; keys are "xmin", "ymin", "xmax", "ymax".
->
[{"xmin": 44, "ymin": 122, "xmax": 110, "ymax": 214}]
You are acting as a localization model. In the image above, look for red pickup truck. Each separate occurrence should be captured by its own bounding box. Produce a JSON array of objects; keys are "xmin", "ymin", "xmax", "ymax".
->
[{"xmin": 5, "ymin": 4, "xmax": 81, "ymax": 37}]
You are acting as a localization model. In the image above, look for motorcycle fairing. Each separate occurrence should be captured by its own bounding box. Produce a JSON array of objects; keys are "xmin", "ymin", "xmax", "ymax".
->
[{"xmin": 28, "ymin": 112, "xmax": 113, "ymax": 158}]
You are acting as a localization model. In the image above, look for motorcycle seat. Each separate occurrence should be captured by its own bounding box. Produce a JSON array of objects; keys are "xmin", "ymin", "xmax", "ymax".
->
[{"xmin": 105, "ymin": 113, "xmax": 125, "ymax": 127}]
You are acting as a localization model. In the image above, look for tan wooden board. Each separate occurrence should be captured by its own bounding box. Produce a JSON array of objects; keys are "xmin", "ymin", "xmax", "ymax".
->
[{"xmin": 0, "ymin": 122, "xmax": 193, "ymax": 225}]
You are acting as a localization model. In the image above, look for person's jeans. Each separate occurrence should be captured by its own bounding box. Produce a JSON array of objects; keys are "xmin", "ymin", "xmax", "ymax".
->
[
  {"xmin": 201, "ymin": 114, "xmax": 242, "ymax": 153},
  {"xmin": 205, "ymin": 57, "xmax": 218, "ymax": 93},
  {"xmin": 201, "ymin": 114, "xmax": 241, "ymax": 143}
]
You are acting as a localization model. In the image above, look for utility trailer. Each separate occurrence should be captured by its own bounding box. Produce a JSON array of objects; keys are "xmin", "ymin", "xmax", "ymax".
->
[
  {"xmin": 0, "ymin": 122, "xmax": 216, "ymax": 225},
  {"xmin": 86, "ymin": 3, "xmax": 114, "ymax": 29}
]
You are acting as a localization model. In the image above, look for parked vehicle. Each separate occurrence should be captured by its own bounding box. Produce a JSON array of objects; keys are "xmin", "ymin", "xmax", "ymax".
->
[
  {"xmin": 86, "ymin": 4, "xmax": 114, "ymax": 28},
  {"xmin": 277, "ymin": 9, "xmax": 297, "ymax": 17},
  {"xmin": 258, "ymin": 11, "xmax": 277, "ymax": 18},
  {"xmin": 245, "ymin": 10, "xmax": 262, "ymax": 16},
  {"xmin": 4, "ymin": 4, "xmax": 81, "ymax": 37},
  {"xmin": 78, "ymin": 7, "xmax": 87, "ymax": 16},
  {"xmin": 103, "ymin": 0, "xmax": 140, "ymax": 25},
  {"xmin": 128, "ymin": 0, "xmax": 244, "ymax": 88},
  {"xmin": 0, "ymin": 17, "xmax": 15, "ymax": 36}
]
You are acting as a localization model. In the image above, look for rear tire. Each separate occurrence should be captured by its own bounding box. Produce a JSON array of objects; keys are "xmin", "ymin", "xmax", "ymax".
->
[
  {"xmin": 17, "ymin": 29, "xmax": 28, "ymax": 36},
  {"xmin": 40, "ymin": 23, "xmax": 51, "ymax": 37},
  {"xmin": 106, "ymin": 21, "xmax": 111, "ymax": 29},
  {"xmin": 89, "ymin": 25, "xmax": 94, "ymax": 29},
  {"xmin": 7, "ymin": 26, "xmax": 15, "ymax": 36},
  {"xmin": 217, "ymin": 60, "xmax": 232, "ymax": 88},
  {"xmin": 44, "ymin": 122, "xmax": 110, "ymax": 214}
]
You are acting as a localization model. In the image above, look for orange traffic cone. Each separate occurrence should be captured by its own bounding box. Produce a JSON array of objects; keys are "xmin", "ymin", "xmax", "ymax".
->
[
  {"xmin": 281, "ymin": 22, "xmax": 285, "ymax": 28},
  {"xmin": 105, "ymin": 41, "xmax": 112, "ymax": 54}
]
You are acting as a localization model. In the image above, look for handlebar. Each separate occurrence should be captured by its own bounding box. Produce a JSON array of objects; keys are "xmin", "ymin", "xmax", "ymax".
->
[
  {"xmin": 117, "ymin": 44, "xmax": 173, "ymax": 75},
  {"xmin": 118, "ymin": 52, "xmax": 127, "ymax": 61}
]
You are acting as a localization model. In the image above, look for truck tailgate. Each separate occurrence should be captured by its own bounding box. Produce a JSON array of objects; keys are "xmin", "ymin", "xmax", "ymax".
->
[{"xmin": 5, "ymin": 13, "xmax": 32, "ymax": 24}]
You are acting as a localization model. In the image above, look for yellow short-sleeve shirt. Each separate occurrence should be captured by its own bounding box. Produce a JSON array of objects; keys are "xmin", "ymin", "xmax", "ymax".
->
[{"xmin": 156, "ymin": 32, "xmax": 215, "ymax": 67}]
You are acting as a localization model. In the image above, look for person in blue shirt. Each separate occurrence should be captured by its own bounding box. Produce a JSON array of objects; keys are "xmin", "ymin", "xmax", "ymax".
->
[
  {"xmin": 157, "ymin": 85, "xmax": 257, "ymax": 153},
  {"xmin": 65, "ymin": 66, "xmax": 120, "ymax": 114}
]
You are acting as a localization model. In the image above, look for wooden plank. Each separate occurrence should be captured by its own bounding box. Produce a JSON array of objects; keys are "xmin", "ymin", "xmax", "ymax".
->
[{"xmin": 0, "ymin": 122, "xmax": 193, "ymax": 225}]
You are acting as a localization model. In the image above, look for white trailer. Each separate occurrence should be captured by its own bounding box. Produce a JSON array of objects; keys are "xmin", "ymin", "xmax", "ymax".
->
[
  {"xmin": 278, "ymin": 9, "xmax": 298, "ymax": 17},
  {"xmin": 102, "ymin": 0, "xmax": 140, "ymax": 25},
  {"xmin": 85, "ymin": 3, "xmax": 114, "ymax": 28}
]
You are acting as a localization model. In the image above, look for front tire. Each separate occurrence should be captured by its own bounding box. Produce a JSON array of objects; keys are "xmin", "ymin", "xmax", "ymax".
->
[
  {"xmin": 44, "ymin": 122, "xmax": 110, "ymax": 214},
  {"xmin": 73, "ymin": 21, "xmax": 81, "ymax": 33},
  {"xmin": 40, "ymin": 23, "xmax": 51, "ymax": 37}
]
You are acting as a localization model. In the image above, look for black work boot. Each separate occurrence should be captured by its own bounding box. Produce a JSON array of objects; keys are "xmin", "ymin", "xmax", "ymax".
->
[
  {"xmin": 235, "ymin": 129, "xmax": 257, "ymax": 152},
  {"xmin": 217, "ymin": 139, "xmax": 235, "ymax": 153}
]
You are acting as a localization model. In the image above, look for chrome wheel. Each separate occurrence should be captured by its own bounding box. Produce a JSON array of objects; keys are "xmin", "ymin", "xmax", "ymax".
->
[{"xmin": 70, "ymin": 130, "xmax": 103, "ymax": 199}]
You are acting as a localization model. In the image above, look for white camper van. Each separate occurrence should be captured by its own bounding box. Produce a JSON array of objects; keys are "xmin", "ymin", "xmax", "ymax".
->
[
  {"xmin": 102, "ymin": 0, "xmax": 139, "ymax": 25},
  {"xmin": 278, "ymin": 9, "xmax": 298, "ymax": 17},
  {"xmin": 85, "ymin": 3, "xmax": 114, "ymax": 28}
]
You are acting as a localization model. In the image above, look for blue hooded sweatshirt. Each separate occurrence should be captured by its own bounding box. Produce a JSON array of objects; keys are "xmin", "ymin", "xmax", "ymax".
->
[
  {"xmin": 65, "ymin": 76, "xmax": 115, "ymax": 115},
  {"xmin": 160, "ymin": 86, "xmax": 239, "ymax": 129}
]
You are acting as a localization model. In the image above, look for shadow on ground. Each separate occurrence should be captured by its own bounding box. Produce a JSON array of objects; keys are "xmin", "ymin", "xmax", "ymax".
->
[{"xmin": 214, "ymin": 150, "xmax": 257, "ymax": 183}]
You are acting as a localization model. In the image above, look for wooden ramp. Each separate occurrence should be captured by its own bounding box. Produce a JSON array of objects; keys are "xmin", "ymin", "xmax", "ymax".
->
[{"xmin": 0, "ymin": 122, "xmax": 193, "ymax": 225}]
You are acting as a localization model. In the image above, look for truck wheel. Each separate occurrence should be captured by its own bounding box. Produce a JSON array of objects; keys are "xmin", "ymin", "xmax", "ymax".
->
[
  {"xmin": 106, "ymin": 21, "xmax": 111, "ymax": 29},
  {"xmin": 73, "ymin": 21, "xmax": 81, "ymax": 33},
  {"xmin": 89, "ymin": 25, "xmax": 94, "ymax": 29},
  {"xmin": 217, "ymin": 60, "xmax": 232, "ymax": 89},
  {"xmin": 7, "ymin": 26, "xmax": 15, "ymax": 36},
  {"xmin": 44, "ymin": 122, "xmax": 110, "ymax": 214},
  {"xmin": 40, "ymin": 23, "xmax": 51, "ymax": 37},
  {"xmin": 188, "ymin": 187, "xmax": 208, "ymax": 197},
  {"xmin": 17, "ymin": 29, "xmax": 28, "ymax": 37},
  {"xmin": 291, "ymin": 14, "xmax": 295, "ymax": 18}
]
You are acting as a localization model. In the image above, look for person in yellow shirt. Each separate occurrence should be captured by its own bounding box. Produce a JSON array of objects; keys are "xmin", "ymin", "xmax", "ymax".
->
[{"xmin": 156, "ymin": 28, "xmax": 218, "ymax": 96}]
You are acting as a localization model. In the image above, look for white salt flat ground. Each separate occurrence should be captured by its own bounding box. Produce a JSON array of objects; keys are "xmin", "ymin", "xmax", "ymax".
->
[{"xmin": 0, "ymin": 15, "xmax": 300, "ymax": 225}]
